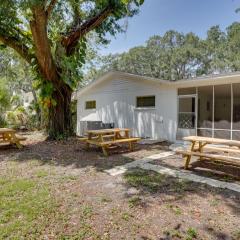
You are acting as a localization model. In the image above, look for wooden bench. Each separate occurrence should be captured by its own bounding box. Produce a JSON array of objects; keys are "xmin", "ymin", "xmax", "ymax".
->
[
  {"xmin": 176, "ymin": 149, "xmax": 240, "ymax": 169},
  {"xmin": 87, "ymin": 137, "xmax": 141, "ymax": 156},
  {"xmin": 78, "ymin": 134, "xmax": 115, "ymax": 142},
  {"xmin": 0, "ymin": 128, "xmax": 26, "ymax": 148}
]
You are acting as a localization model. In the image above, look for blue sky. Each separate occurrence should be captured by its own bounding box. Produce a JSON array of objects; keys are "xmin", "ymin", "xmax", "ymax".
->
[{"xmin": 100, "ymin": 0, "xmax": 240, "ymax": 55}]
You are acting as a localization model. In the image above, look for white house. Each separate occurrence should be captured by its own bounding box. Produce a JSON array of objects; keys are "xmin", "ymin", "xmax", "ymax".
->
[{"xmin": 76, "ymin": 71, "xmax": 240, "ymax": 142}]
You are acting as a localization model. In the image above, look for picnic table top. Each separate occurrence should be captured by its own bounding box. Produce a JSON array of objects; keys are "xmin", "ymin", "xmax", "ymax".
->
[
  {"xmin": 0, "ymin": 128, "xmax": 16, "ymax": 134},
  {"xmin": 86, "ymin": 128, "xmax": 130, "ymax": 135},
  {"xmin": 183, "ymin": 135, "xmax": 240, "ymax": 147}
]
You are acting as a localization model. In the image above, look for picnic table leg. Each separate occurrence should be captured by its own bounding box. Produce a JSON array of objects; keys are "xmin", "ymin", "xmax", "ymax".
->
[
  {"xmin": 199, "ymin": 142, "xmax": 203, "ymax": 160},
  {"xmin": 3, "ymin": 133, "xmax": 23, "ymax": 149},
  {"xmin": 102, "ymin": 146, "xmax": 108, "ymax": 156},
  {"xmin": 129, "ymin": 141, "xmax": 133, "ymax": 151},
  {"xmin": 184, "ymin": 141, "xmax": 196, "ymax": 169},
  {"xmin": 86, "ymin": 133, "xmax": 92, "ymax": 149}
]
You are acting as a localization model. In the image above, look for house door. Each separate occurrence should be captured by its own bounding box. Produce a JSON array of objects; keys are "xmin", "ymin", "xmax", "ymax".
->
[{"xmin": 177, "ymin": 95, "xmax": 197, "ymax": 139}]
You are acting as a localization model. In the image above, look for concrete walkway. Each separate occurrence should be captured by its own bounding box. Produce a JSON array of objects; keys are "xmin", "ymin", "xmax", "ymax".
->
[{"xmin": 105, "ymin": 151, "xmax": 240, "ymax": 193}]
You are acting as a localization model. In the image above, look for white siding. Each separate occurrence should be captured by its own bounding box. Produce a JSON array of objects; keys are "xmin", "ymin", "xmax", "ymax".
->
[{"xmin": 77, "ymin": 76, "xmax": 178, "ymax": 142}]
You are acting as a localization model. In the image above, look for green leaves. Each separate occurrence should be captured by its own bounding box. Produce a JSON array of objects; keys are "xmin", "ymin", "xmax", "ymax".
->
[{"xmin": 87, "ymin": 22, "xmax": 240, "ymax": 81}]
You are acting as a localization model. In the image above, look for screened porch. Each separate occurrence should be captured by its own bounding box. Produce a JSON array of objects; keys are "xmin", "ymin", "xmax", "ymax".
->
[{"xmin": 177, "ymin": 83, "xmax": 240, "ymax": 140}]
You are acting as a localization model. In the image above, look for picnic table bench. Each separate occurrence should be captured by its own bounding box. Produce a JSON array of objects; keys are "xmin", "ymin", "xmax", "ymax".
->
[
  {"xmin": 175, "ymin": 136, "xmax": 240, "ymax": 169},
  {"xmin": 83, "ymin": 128, "xmax": 140, "ymax": 156},
  {"xmin": 0, "ymin": 128, "xmax": 26, "ymax": 149}
]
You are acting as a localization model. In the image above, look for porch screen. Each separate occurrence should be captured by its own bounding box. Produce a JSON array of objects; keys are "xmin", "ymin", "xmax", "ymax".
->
[
  {"xmin": 214, "ymin": 84, "xmax": 231, "ymax": 139},
  {"xmin": 233, "ymin": 83, "xmax": 240, "ymax": 140},
  {"xmin": 178, "ymin": 97, "xmax": 195, "ymax": 129},
  {"xmin": 197, "ymin": 86, "xmax": 213, "ymax": 129}
]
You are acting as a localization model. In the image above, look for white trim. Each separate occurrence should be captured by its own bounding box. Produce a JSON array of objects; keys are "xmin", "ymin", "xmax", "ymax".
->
[
  {"xmin": 76, "ymin": 71, "xmax": 240, "ymax": 98},
  {"xmin": 134, "ymin": 107, "xmax": 156, "ymax": 111}
]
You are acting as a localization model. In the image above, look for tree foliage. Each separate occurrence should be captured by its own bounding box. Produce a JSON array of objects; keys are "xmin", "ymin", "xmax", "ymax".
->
[
  {"xmin": 87, "ymin": 22, "xmax": 240, "ymax": 81},
  {"xmin": 0, "ymin": 0, "xmax": 144, "ymax": 138}
]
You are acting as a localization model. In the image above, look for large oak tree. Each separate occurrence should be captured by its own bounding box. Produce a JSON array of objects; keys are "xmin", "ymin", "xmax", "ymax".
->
[{"xmin": 0, "ymin": 0, "xmax": 144, "ymax": 138}]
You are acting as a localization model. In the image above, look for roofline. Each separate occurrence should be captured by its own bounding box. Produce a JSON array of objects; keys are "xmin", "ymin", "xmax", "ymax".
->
[
  {"xmin": 169, "ymin": 71, "xmax": 240, "ymax": 86},
  {"xmin": 76, "ymin": 71, "xmax": 240, "ymax": 98},
  {"xmin": 76, "ymin": 71, "xmax": 167, "ymax": 98}
]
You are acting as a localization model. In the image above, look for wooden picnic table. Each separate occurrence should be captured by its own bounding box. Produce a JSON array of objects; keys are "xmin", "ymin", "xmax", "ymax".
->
[
  {"xmin": 176, "ymin": 136, "xmax": 240, "ymax": 169},
  {"xmin": 85, "ymin": 128, "xmax": 140, "ymax": 156},
  {"xmin": 0, "ymin": 128, "xmax": 26, "ymax": 149}
]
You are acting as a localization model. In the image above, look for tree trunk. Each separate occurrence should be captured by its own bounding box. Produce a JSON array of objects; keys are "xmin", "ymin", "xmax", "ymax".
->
[{"xmin": 48, "ymin": 80, "xmax": 73, "ymax": 139}]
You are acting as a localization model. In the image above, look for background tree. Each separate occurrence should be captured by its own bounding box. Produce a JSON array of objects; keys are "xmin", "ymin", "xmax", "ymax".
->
[
  {"xmin": 88, "ymin": 22, "xmax": 240, "ymax": 82},
  {"xmin": 0, "ymin": 0, "xmax": 144, "ymax": 139}
]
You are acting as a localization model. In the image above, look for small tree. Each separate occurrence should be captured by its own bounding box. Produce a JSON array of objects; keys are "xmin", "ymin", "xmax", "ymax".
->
[{"xmin": 0, "ymin": 0, "xmax": 144, "ymax": 139}]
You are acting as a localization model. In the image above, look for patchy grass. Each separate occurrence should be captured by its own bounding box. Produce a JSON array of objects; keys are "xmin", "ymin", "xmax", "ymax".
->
[
  {"xmin": 124, "ymin": 168, "xmax": 190, "ymax": 194},
  {"xmin": 167, "ymin": 204, "xmax": 182, "ymax": 215},
  {"xmin": 0, "ymin": 132, "xmax": 240, "ymax": 239},
  {"xmin": 128, "ymin": 196, "xmax": 142, "ymax": 208},
  {"xmin": 124, "ymin": 168, "xmax": 166, "ymax": 193},
  {"xmin": 35, "ymin": 169, "xmax": 48, "ymax": 178},
  {"xmin": 186, "ymin": 227, "xmax": 198, "ymax": 239},
  {"xmin": 0, "ymin": 177, "xmax": 57, "ymax": 239},
  {"xmin": 121, "ymin": 212, "xmax": 133, "ymax": 221}
]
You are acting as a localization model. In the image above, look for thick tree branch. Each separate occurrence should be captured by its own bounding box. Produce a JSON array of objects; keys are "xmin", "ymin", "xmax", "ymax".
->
[
  {"xmin": 30, "ymin": 6, "xmax": 58, "ymax": 82},
  {"xmin": 62, "ymin": 5, "xmax": 113, "ymax": 55},
  {"xmin": 46, "ymin": 0, "xmax": 58, "ymax": 19},
  {"xmin": 0, "ymin": 34, "xmax": 33, "ymax": 64}
]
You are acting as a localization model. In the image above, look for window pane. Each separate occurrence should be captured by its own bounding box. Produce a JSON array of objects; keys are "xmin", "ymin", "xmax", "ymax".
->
[
  {"xmin": 233, "ymin": 83, "xmax": 240, "ymax": 130},
  {"xmin": 85, "ymin": 100, "xmax": 96, "ymax": 109},
  {"xmin": 178, "ymin": 87, "xmax": 196, "ymax": 95},
  {"xmin": 179, "ymin": 97, "xmax": 195, "ymax": 113},
  {"xmin": 197, "ymin": 86, "xmax": 213, "ymax": 128},
  {"xmin": 214, "ymin": 130, "xmax": 231, "ymax": 139},
  {"xmin": 214, "ymin": 84, "xmax": 231, "ymax": 129},
  {"xmin": 136, "ymin": 96, "xmax": 155, "ymax": 107},
  {"xmin": 232, "ymin": 131, "xmax": 240, "ymax": 141},
  {"xmin": 197, "ymin": 129, "xmax": 212, "ymax": 137}
]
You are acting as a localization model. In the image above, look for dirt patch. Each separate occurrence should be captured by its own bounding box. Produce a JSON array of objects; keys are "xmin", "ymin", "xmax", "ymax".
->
[
  {"xmin": 152, "ymin": 154, "xmax": 240, "ymax": 184},
  {"xmin": 0, "ymin": 132, "xmax": 240, "ymax": 239}
]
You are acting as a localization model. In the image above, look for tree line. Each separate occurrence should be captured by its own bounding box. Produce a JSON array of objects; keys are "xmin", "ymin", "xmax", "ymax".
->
[{"xmin": 85, "ymin": 22, "xmax": 240, "ymax": 82}]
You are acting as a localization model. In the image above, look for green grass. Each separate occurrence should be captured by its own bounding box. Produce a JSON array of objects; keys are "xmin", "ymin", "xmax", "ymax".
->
[
  {"xmin": 128, "ymin": 196, "xmax": 142, "ymax": 208},
  {"xmin": 35, "ymin": 169, "xmax": 48, "ymax": 178},
  {"xmin": 124, "ymin": 168, "xmax": 191, "ymax": 195},
  {"xmin": 124, "ymin": 168, "xmax": 165, "ymax": 193},
  {"xmin": 167, "ymin": 204, "xmax": 182, "ymax": 215},
  {"xmin": 186, "ymin": 227, "xmax": 198, "ymax": 240},
  {"xmin": 121, "ymin": 212, "xmax": 133, "ymax": 221},
  {"xmin": 0, "ymin": 177, "xmax": 57, "ymax": 239}
]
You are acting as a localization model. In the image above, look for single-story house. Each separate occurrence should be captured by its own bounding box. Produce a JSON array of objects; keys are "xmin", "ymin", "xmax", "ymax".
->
[{"xmin": 76, "ymin": 71, "xmax": 240, "ymax": 142}]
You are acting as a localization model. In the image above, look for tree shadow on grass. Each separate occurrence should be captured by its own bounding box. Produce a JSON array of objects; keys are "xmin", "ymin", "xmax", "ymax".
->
[
  {"xmin": 122, "ymin": 168, "xmax": 240, "ymax": 240},
  {"xmin": 152, "ymin": 154, "xmax": 240, "ymax": 184},
  {"xmin": 0, "ymin": 139, "xmax": 138, "ymax": 171},
  {"xmin": 0, "ymin": 136, "xmax": 172, "ymax": 171}
]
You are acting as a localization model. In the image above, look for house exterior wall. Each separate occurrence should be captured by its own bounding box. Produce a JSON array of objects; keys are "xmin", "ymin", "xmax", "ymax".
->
[
  {"xmin": 77, "ymin": 76, "xmax": 178, "ymax": 142},
  {"xmin": 76, "ymin": 72, "xmax": 240, "ymax": 142}
]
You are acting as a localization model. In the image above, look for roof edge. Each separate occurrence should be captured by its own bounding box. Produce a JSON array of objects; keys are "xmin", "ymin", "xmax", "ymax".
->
[
  {"xmin": 76, "ymin": 71, "xmax": 240, "ymax": 98},
  {"xmin": 76, "ymin": 71, "xmax": 167, "ymax": 98}
]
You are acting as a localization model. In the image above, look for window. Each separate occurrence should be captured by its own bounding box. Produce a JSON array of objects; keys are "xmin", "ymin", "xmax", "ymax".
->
[
  {"xmin": 136, "ymin": 96, "xmax": 155, "ymax": 108},
  {"xmin": 85, "ymin": 100, "xmax": 96, "ymax": 109}
]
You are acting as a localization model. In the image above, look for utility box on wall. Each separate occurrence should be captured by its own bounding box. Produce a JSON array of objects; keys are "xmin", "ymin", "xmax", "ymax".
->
[{"xmin": 79, "ymin": 121, "xmax": 114, "ymax": 136}]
